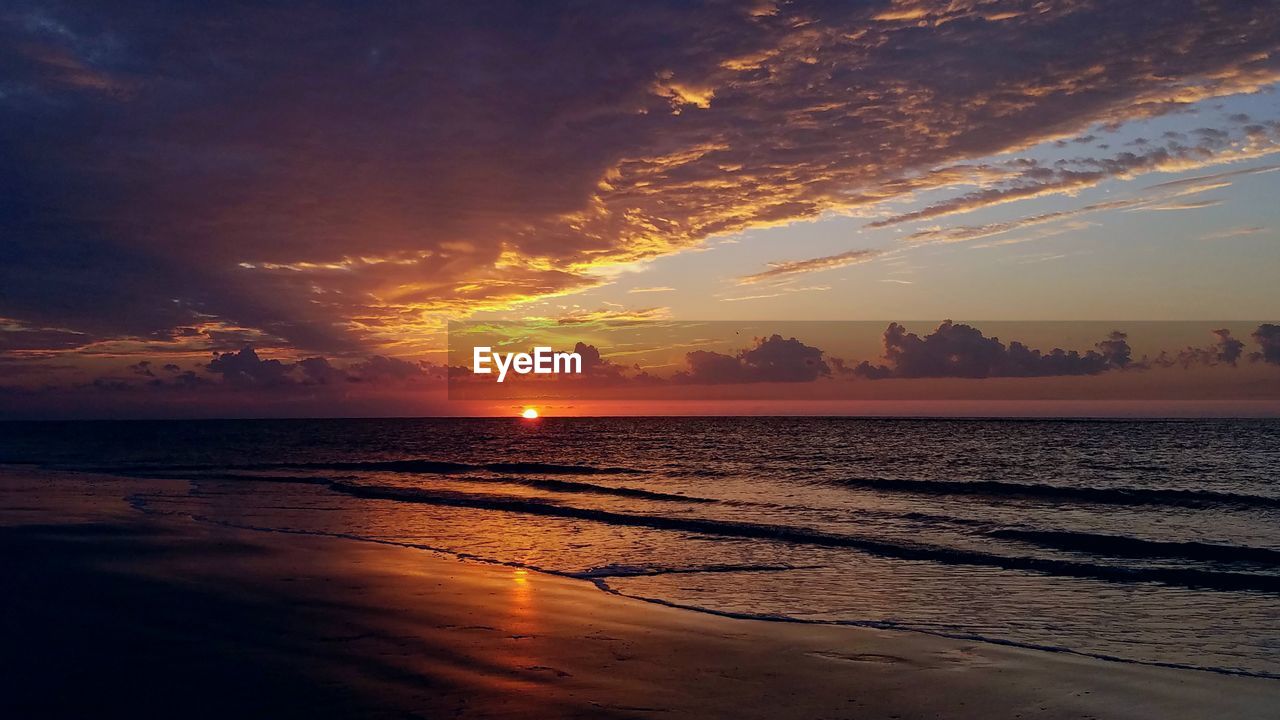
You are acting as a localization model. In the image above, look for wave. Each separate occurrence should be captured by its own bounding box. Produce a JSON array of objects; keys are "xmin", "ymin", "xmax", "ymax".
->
[
  {"xmin": 290, "ymin": 459, "xmax": 475, "ymax": 473},
  {"xmin": 83, "ymin": 459, "xmax": 646, "ymax": 476},
  {"xmin": 326, "ymin": 481, "xmax": 1280, "ymax": 593},
  {"xmin": 152, "ymin": 472, "xmax": 335, "ymax": 486},
  {"xmin": 297, "ymin": 459, "xmax": 645, "ymax": 475},
  {"xmin": 130, "ymin": 468, "xmax": 709, "ymax": 504},
  {"xmin": 485, "ymin": 462, "xmax": 645, "ymax": 475},
  {"xmin": 833, "ymin": 477, "xmax": 1280, "ymax": 510},
  {"xmin": 75, "ymin": 461, "xmax": 465, "ymax": 476},
  {"xmin": 482, "ymin": 476, "xmax": 713, "ymax": 503},
  {"xmin": 589, "ymin": 586, "xmax": 1280, "ymax": 681},
  {"xmin": 572, "ymin": 563, "xmax": 810, "ymax": 579},
  {"xmin": 663, "ymin": 467, "xmax": 730, "ymax": 478},
  {"xmin": 991, "ymin": 529, "xmax": 1280, "ymax": 566}
]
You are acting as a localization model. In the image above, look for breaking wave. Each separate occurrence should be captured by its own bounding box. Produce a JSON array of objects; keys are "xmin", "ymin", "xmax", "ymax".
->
[{"xmin": 832, "ymin": 477, "xmax": 1280, "ymax": 510}]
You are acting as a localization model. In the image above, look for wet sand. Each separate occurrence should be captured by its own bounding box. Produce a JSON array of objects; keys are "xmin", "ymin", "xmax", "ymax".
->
[{"xmin": 2, "ymin": 467, "xmax": 1277, "ymax": 719}]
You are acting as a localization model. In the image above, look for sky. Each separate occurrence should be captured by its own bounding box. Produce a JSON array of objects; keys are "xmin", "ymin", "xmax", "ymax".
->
[{"xmin": 1, "ymin": 0, "xmax": 1279, "ymax": 418}]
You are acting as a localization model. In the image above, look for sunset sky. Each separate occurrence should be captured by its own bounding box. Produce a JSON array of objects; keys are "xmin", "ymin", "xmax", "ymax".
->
[{"xmin": 2, "ymin": 1, "xmax": 1278, "ymax": 417}]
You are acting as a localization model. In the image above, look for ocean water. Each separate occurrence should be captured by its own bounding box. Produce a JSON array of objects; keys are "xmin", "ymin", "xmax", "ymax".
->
[{"xmin": 2, "ymin": 417, "xmax": 1278, "ymax": 677}]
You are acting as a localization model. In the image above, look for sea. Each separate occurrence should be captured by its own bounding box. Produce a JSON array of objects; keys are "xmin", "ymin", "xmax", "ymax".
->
[{"xmin": 1, "ymin": 417, "xmax": 1277, "ymax": 677}]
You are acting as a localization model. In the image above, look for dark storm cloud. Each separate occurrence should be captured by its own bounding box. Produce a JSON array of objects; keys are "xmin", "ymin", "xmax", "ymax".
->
[
  {"xmin": 1, "ymin": 0, "xmax": 1278, "ymax": 363},
  {"xmin": 848, "ymin": 322, "xmax": 1132, "ymax": 379}
]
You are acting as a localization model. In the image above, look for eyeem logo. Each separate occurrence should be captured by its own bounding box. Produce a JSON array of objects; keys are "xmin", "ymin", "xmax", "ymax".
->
[{"xmin": 472, "ymin": 346, "xmax": 583, "ymax": 383}]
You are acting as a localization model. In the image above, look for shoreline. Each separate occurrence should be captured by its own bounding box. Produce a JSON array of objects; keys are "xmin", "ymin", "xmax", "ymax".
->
[
  {"xmin": 3, "ymin": 466, "xmax": 1279, "ymax": 718},
  {"xmin": 134, "ymin": 485, "xmax": 1279, "ymax": 683}
]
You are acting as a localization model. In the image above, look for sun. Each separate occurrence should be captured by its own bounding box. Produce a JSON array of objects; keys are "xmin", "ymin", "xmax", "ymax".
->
[{"xmin": 521, "ymin": 408, "xmax": 539, "ymax": 419}]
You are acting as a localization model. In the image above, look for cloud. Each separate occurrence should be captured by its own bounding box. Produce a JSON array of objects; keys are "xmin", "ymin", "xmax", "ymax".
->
[
  {"xmin": 1200, "ymin": 226, "xmax": 1268, "ymax": 241},
  {"xmin": 1149, "ymin": 328, "xmax": 1246, "ymax": 369},
  {"xmin": 454, "ymin": 333, "xmax": 834, "ymax": 388},
  {"xmin": 573, "ymin": 342, "xmax": 631, "ymax": 382},
  {"xmin": 968, "ymin": 221, "xmax": 1095, "ymax": 249},
  {"xmin": 628, "ymin": 286, "xmax": 675, "ymax": 294},
  {"xmin": 848, "ymin": 322, "xmax": 1133, "ymax": 379},
  {"xmin": 1135, "ymin": 199, "xmax": 1222, "ymax": 212},
  {"xmin": 296, "ymin": 356, "xmax": 349, "ymax": 385},
  {"xmin": 675, "ymin": 334, "xmax": 831, "ymax": 385},
  {"xmin": 12, "ymin": 321, "xmax": 1280, "ymax": 418},
  {"xmin": 443, "ymin": 338, "xmax": 643, "ymax": 389},
  {"xmin": 205, "ymin": 347, "xmax": 296, "ymax": 388},
  {"xmin": 0, "ymin": 318, "xmax": 90, "ymax": 352},
  {"xmin": 719, "ymin": 285, "xmax": 830, "ymax": 302},
  {"xmin": 737, "ymin": 249, "xmax": 881, "ymax": 285},
  {"xmin": 2, "ymin": 0, "xmax": 1277, "ymax": 370},
  {"xmin": 1144, "ymin": 162, "xmax": 1280, "ymax": 191},
  {"xmin": 894, "ymin": 151, "xmax": 1275, "ymax": 248},
  {"xmin": 127, "ymin": 361, "xmax": 155, "ymax": 378},
  {"xmin": 553, "ymin": 307, "xmax": 670, "ymax": 325},
  {"xmin": 206, "ymin": 346, "xmax": 442, "ymax": 390},
  {"xmin": 904, "ymin": 204, "xmax": 1125, "ymax": 246},
  {"xmin": 869, "ymin": 127, "xmax": 1280, "ymax": 229},
  {"xmin": 1252, "ymin": 324, "xmax": 1280, "ymax": 366}
]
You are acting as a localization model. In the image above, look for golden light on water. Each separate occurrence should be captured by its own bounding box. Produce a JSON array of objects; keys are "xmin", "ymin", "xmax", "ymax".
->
[{"xmin": 521, "ymin": 408, "xmax": 539, "ymax": 419}]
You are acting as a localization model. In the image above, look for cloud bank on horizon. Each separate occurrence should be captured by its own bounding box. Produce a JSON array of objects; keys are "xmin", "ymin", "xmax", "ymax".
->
[
  {"xmin": 3, "ymin": 319, "xmax": 1279, "ymax": 417},
  {"xmin": 1, "ymin": 0, "xmax": 1279, "ymax": 412}
]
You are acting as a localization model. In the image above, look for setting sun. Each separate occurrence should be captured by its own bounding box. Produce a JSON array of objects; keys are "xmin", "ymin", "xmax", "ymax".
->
[{"xmin": 521, "ymin": 408, "xmax": 539, "ymax": 419}]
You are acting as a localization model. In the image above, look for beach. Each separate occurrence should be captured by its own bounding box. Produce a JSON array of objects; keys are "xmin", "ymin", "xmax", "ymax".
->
[{"xmin": 2, "ymin": 466, "xmax": 1277, "ymax": 719}]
